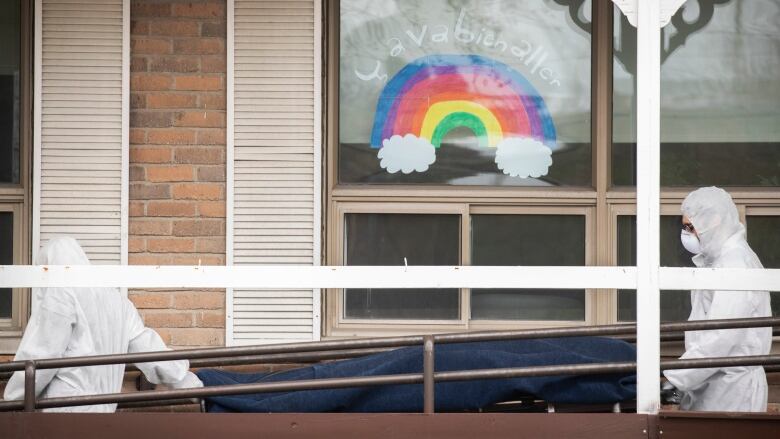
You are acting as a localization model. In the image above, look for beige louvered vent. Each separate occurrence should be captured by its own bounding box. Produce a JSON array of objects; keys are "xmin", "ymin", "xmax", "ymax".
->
[
  {"xmin": 35, "ymin": 0, "xmax": 126, "ymax": 265},
  {"xmin": 231, "ymin": 0, "xmax": 320, "ymax": 345}
]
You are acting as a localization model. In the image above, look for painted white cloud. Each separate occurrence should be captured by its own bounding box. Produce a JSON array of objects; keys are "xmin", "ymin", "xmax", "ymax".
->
[
  {"xmin": 377, "ymin": 134, "xmax": 437, "ymax": 174},
  {"xmin": 494, "ymin": 137, "xmax": 553, "ymax": 178}
]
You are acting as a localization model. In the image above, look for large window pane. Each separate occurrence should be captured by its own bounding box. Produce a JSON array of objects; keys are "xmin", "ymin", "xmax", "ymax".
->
[
  {"xmin": 746, "ymin": 216, "xmax": 780, "ymax": 316},
  {"xmin": 617, "ymin": 215, "xmax": 694, "ymax": 322},
  {"xmin": 613, "ymin": 0, "xmax": 780, "ymax": 186},
  {"xmin": 344, "ymin": 213, "xmax": 460, "ymax": 320},
  {"xmin": 471, "ymin": 214, "xmax": 586, "ymax": 320},
  {"xmin": 339, "ymin": 0, "xmax": 592, "ymax": 186},
  {"xmin": 0, "ymin": 0, "xmax": 21, "ymax": 184},
  {"xmin": 0, "ymin": 212, "xmax": 12, "ymax": 318}
]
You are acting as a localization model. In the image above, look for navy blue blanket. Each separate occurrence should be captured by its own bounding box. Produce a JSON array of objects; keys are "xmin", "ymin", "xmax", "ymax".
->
[{"xmin": 197, "ymin": 337, "xmax": 636, "ymax": 413}]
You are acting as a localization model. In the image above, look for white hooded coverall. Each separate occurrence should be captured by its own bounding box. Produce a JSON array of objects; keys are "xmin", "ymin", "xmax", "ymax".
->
[
  {"xmin": 3, "ymin": 237, "xmax": 202, "ymax": 412},
  {"xmin": 663, "ymin": 187, "xmax": 772, "ymax": 412}
]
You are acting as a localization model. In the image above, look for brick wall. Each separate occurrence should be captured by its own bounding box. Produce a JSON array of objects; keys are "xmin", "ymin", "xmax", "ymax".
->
[{"xmin": 129, "ymin": 0, "xmax": 227, "ymax": 348}]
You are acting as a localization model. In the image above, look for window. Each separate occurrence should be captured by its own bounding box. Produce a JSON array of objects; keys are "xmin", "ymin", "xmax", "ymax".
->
[
  {"xmin": 0, "ymin": 0, "xmax": 31, "ymax": 350},
  {"xmin": 344, "ymin": 213, "xmax": 461, "ymax": 320},
  {"xmin": 613, "ymin": 0, "xmax": 780, "ymax": 186},
  {"xmin": 746, "ymin": 212, "xmax": 780, "ymax": 317},
  {"xmin": 338, "ymin": 0, "xmax": 592, "ymax": 186},
  {"xmin": 471, "ymin": 214, "xmax": 586, "ymax": 321},
  {"xmin": 616, "ymin": 214, "xmax": 693, "ymax": 322},
  {"xmin": 327, "ymin": 204, "xmax": 594, "ymax": 335},
  {"xmin": 325, "ymin": 0, "xmax": 780, "ymax": 336}
]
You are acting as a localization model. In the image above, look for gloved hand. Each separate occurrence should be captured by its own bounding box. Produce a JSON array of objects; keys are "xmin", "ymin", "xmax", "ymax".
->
[
  {"xmin": 170, "ymin": 371, "xmax": 204, "ymax": 389},
  {"xmin": 660, "ymin": 381, "xmax": 682, "ymax": 405}
]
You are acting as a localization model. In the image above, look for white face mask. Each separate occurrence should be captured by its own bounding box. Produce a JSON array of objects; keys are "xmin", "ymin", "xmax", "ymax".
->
[{"xmin": 680, "ymin": 230, "xmax": 701, "ymax": 254}]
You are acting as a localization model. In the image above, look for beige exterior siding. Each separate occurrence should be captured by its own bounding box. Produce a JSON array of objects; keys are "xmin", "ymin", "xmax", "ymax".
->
[
  {"xmin": 35, "ymin": 0, "xmax": 126, "ymax": 264},
  {"xmin": 231, "ymin": 0, "xmax": 319, "ymax": 345}
]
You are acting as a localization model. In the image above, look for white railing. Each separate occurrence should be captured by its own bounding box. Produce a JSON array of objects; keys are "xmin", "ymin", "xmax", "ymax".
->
[{"xmin": 2, "ymin": 264, "xmax": 780, "ymax": 416}]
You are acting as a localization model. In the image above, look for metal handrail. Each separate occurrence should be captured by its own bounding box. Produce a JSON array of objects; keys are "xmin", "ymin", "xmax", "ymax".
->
[
  {"xmin": 1, "ymin": 316, "xmax": 778, "ymax": 412},
  {"xmin": 2, "ymin": 354, "xmax": 780, "ymax": 412}
]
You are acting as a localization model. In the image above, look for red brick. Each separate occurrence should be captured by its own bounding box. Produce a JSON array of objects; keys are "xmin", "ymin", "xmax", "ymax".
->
[
  {"xmin": 131, "ymin": 38, "xmax": 172, "ymax": 55},
  {"xmin": 129, "ymin": 201, "xmax": 145, "ymax": 217},
  {"xmin": 130, "ymin": 183, "xmax": 171, "ymax": 200},
  {"xmin": 195, "ymin": 311, "xmax": 225, "ymax": 328},
  {"xmin": 129, "ymin": 165, "xmax": 146, "ymax": 181},
  {"xmin": 146, "ymin": 93, "xmax": 197, "ymax": 109},
  {"xmin": 201, "ymin": 21, "xmax": 226, "ymax": 38},
  {"xmin": 167, "ymin": 328, "xmax": 223, "ymax": 347},
  {"xmin": 171, "ymin": 255, "xmax": 223, "ymax": 265},
  {"xmin": 197, "ymin": 94, "xmax": 225, "ymax": 110},
  {"xmin": 131, "ymin": 73, "xmax": 173, "ymax": 91},
  {"xmin": 147, "ymin": 129, "xmax": 196, "ymax": 145},
  {"xmin": 195, "ymin": 237, "xmax": 225, "ymax": 253},
  {"xmin": 129, "ymin": 254, "xmax": 173, "ymax": 265},
  {"xmin": 172, "ymin": 3, "xmax": 225, "ymax": 18},
  {"xmin": 175, "ymin": 111, "xmax": 224, "ymax": 128},
  {"xmin": 200, "ymin": 55, "xmax": 225, "ymax": 73},
  {"xmin": 149, "ymin": 20, "xmax": 200, "ymax": 37},
  {"xmin": 129, "ymin": 128, "xmax": 147, "ymax": 144},
  {"xmin": 196, "ymin": 129, "xmax": 226, "ymax": 145},
  {"xmin": 147, "ymin": 238, "xmax": 196, "ymax": 253},
  {"xmin": 131, "ymin": 20, "xmax": 149, "ymax": 35},
  {"xmin": 141, "ymin": 310, "xmax": 193, "ymax": 328},
  {"xmin": 147, "ymin": 165, "xmax": 194, "ymax": 182},
  {"xmin": 172, "ymin": 291, "xmax": 224, "ymax": 310},
  {"xmin": 174, "ymin": 75, "xmax": 221, "ymax": 91},
  {"xmin": 129, "ymin": 219, "xmax": 172, "ymax": 236},
  {"xmin": 173, "ymin": 38, "xmax": 223, "ymax": 55},
  {"xmin": 147, "ymin": 201, "xmax": 197, "ymax": 217},
  {"xmin": 174, "ymin": 147, "xmax": 223, "ymax": 164},
  {"xmin": 149, "ymin": 56, "xmax": 200, "ymax": 74},
  {"xmin": 196, "ymin": 201, "xmax": 225, "ymax": 218},
  {"xmin": 171, "ymin": 219, "xmax": 224, "ymax": 237},
  {"xmin": 130, "ymin": 56, "xmax": 148, "ymax": 72},
  {"xmin": 129, "ymin": 292, "xmax": 172, "ymax": 309},
  {"xmin": 128, "ymin": 237, "xmax": 146, "ymax": 253},
  {"xmin": 131, "ymin": 111, "xmax": 175, "ymax": 128},
  {"xmin": 172, "ymin": 183, "xmax": 222, "ymax": 200},
  {"xmin": 130, "ymin": 146, "xmax": 171, "ymax": 163},
  {"xmin": 130, "ymin": 93, "xmax": 146, "ymax": 109},
  {"xmin": 131, "ymin": 3, "xmax": 171, "ymax": 18},
  {"xmin": 196, "ymin": 166, "xmax": 224, "ymax": 182}
]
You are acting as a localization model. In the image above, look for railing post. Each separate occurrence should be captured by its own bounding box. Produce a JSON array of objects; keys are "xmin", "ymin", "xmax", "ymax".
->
[
  {"xmin": 24, "ymin": 361, "xmax": 36, "ymax": 412},
  {"xmin": 423, "ymin": 335, "xmax": 435, "ymax": 414},
  {"xmin": 635, "ymin": 0, "xmax": 662, "ymax": 414}
]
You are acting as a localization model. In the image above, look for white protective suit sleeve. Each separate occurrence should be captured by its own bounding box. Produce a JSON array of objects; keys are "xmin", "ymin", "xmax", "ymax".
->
[
  {"xmin": 125, "ymin": 302, "xmax": 203, "ymax": 388},
  {"xmin": 664, "ymin": 290, "xmax": 757, "ymax": 391},
  {"xmin": 3, "ymin": 289, "xmax": 76, "ymax": 401}
]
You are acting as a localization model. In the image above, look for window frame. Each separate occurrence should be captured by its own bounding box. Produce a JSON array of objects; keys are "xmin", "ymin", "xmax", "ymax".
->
[
  {"xmin": 323, "ymin": 0, "xmax": 780, "ymax": 338},
  {"xmin": 0, "ymin": 0, "xmax": 32, "ymax": 353},
  {"xmin": 325, "ymin": 202, "xmax": 597, "ymax": 337}
]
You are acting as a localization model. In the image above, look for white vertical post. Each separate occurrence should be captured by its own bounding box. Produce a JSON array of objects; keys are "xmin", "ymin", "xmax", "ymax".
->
[{"xmin": 635, "ymin": 0, "xmax": 662, "ymax": 414}]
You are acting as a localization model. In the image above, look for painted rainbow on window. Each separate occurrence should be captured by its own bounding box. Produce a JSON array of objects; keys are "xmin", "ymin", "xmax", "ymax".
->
[{"xmin": 370, "ymin": 54, "xmax": 557, "ymax": 149}]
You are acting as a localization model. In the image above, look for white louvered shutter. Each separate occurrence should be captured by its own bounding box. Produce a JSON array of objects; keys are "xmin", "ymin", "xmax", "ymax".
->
[
  {"xmin": 231, "ymin": 0, "xmax": 320, "ymax": 345},
  {"xmin": 34, "ymin": 0, "xmax": 126, "ymax": 264}
]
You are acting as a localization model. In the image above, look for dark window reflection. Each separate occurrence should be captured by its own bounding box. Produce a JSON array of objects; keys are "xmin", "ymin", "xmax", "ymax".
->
[
  {"xmin": 746, "ymin": 216, "xmax": 780, "ymax": 317},
  {"xmin": 471, "ymin": 214, "xmax": 586, "ymax": 321},
  {"xmin": 0, "ymin": 212, "xmax": 13, "ymax": 318},
  {"xmin": 345, "ymin": 213, "xmax": 460, "ymax": 320},
  {"xmin": 617, "ymin": 215, "xmax": 694, "ymax": 322},
  {"xmin": 0, "ymin": 0, "xmax": 21, "ymax": 184}
]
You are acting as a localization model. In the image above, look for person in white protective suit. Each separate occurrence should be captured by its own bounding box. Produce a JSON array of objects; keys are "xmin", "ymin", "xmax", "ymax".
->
[
  {"xmin": 663, "ymin": 187, "xmax": 772, "ymax": 412},
  {"xmin": 3, "ymin": 237, "xmax": 203, "ymax": 412}
]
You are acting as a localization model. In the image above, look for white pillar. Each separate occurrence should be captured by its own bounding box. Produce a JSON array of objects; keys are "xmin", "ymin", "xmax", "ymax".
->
[{"xmin": 635, "ymin": 0, "xmax": 662, "ymax": 414}]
